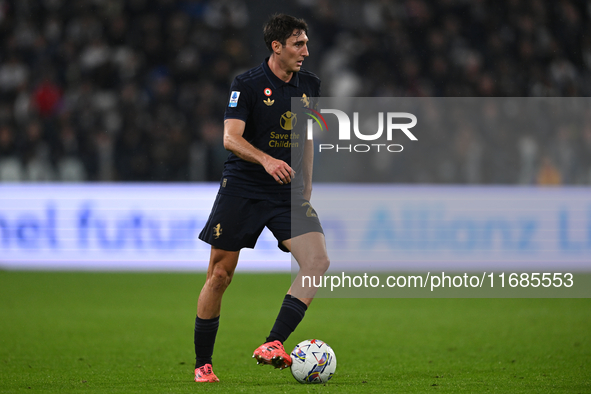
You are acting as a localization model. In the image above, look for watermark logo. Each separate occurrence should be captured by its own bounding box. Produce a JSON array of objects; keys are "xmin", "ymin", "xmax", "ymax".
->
[
  {"xmin": 303, "ymin": 108, "xmax": 328, "ymax": 134},
  {"xmin": 304, "ymin": 109, "xmax": 417, "ymax": 153}
]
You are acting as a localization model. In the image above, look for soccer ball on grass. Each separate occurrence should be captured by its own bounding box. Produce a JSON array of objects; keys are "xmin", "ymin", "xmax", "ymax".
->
[{"xmin": 290, "ymin": 339, "xmax": 336, "ymax": 384}]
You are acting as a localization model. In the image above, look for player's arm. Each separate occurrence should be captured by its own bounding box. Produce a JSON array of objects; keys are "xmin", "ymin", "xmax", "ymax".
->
[
  {"xmin": 223, "ymin": 118, "xmax": 295, "ymax": 184},
  {"xmin": 303, "ymin": 87, "xmax": 321, "ymax": 200}
]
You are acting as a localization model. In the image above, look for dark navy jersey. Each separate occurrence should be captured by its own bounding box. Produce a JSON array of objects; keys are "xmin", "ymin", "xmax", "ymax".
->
[{"xmin": 220, "ymin": 57, "xmax": 321, "ymax": 200}]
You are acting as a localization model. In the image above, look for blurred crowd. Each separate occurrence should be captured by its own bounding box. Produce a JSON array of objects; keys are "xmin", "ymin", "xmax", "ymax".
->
[{"xmin": 0, "ymin": 0, "xmax": 590, "ymax": 184}]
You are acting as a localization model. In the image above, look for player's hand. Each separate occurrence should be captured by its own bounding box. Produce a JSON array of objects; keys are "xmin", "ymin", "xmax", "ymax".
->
[{"xmin": 263, "ymin": 157, "xmax": 295, "ymax": 184}]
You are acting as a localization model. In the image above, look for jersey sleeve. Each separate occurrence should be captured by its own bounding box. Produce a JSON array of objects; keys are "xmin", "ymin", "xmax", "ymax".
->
[
  {"xmin": 312, "ymin": 79, "xmax": 321, "ymax": 110},
  {"xmin": 224, "ymin": 77, "xmax": 252, "ymax": 122},
  {"xmin": 316, "ymin": 79, "xmax": 321, "ymax": 98}
]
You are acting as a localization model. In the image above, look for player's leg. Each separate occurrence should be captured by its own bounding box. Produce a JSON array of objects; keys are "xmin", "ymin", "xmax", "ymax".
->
[
  {"xmin": 194, "ymin": 247, "xmax": 240, "ymax": 382},
  {"xmin": 253, "ymin": 232, "xmax": 329, "ymax": 369},
  {"xmin": 253, "ymin": 197, "xmax": 329, "ymax": 369},
  {"xmin": 283, "ymin": 231, "xmax": 330, "ymax": 304},
  {"xmin": 198, "ymin": 194, "xmax": 269, "ymax": 376},
  {"xmin": 197, "ymin": 247, "xmax": 240, "ymax": 318},
  {"xmin": 264, "ymin": 232, "xmax": 329, "ymax": 343}
]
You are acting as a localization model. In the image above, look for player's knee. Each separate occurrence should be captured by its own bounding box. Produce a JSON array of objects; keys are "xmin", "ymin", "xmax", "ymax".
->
[
  {"xmin": 310, "ymin": 254, "xmax": 330, "ymax": 275},
  {"xmin": 318, "ymin": 256, "xmax": 330, "ymax": 274},
  {"xmin": 209, "ymin": 266, "xmax": 233, "ymax": 291}
]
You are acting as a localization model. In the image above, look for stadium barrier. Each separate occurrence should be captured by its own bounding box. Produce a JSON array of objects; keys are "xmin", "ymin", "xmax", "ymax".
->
[
  {"xmin": 312, "ymin": 185, "xmax": 591, "ymax": 272},
  {"xmin": 1, "ymin": 184, "xmax": 589, "ymax": 272}
]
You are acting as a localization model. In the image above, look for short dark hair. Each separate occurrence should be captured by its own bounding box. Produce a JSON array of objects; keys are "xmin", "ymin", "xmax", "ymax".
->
[{"xmin": 263, "ymin": 14, "xmax": 308, "ymax": 52}]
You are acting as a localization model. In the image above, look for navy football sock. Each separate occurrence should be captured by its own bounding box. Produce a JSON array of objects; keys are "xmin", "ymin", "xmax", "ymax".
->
[
  {"xmin": 194, "ymin": 315, "xmax": 219, "ymax": 368},
  {"xmin": 266, "ymin": 294, "xmax": 308, "ymax": 343}
]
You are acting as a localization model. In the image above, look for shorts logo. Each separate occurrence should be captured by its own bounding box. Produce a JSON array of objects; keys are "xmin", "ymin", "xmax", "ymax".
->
[
  {"xmin": 280, "ymin": 111, "xmax": 297, "ymax": 130},
  {"xmin": 302, "ymin": 202, "xmax": 317, "ymax": 217},
  {"xmin": 228, "ymin": 91, "xmax": 240, "ymax": 107},
  {"xmin": 264, "ymin": 88, "xmax": 272, "ymax": 96},
  {"xmin": 213, "ymin": 223, "xmax": 222, "ymax": 239}
]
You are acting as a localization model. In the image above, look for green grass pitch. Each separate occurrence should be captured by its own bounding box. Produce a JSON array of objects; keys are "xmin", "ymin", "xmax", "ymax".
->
[{"xmin": 0, "ymin": 271, "xmax": 589, "ymax": 393}]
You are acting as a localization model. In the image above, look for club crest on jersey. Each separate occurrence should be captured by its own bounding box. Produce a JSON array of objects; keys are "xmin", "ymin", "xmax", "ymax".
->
[
  {"xmin": 228, "ymin": 91, "xmax": 240, "ymax": 107},
  {"xmin": 264, "ymin": 88, "xmax": 272, "ymax": 96},
  {"xmin": 280, "ymin": 111, "xmax": 297, "ymax": 130},
  {"xmin": 301, "ymin": 93, "xmax": 310, "ymax": 108}
]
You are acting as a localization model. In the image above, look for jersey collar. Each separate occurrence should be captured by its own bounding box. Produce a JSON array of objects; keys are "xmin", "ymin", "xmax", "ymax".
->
[{"xmin": 262, "ymin": 57, "xmax": 300, "ymax": 89}]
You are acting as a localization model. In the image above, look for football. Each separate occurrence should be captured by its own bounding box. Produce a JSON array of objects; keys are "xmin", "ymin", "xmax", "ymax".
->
[{"xmin": 290, "ymin": 339, "xmax": 336, "ymax": 384}]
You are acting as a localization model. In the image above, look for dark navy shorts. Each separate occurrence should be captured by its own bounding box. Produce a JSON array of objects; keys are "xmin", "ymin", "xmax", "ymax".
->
[{"xmin": 199, "ymin": 193, "xmax": 324, "ymax": 252}]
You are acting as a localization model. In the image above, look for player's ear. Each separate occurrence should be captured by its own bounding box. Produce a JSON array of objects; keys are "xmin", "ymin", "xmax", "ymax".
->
[{"xmin": 272, "ymin": 40, "xmax": 282, "ymax": 55}]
